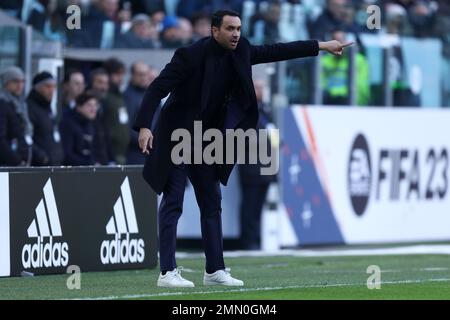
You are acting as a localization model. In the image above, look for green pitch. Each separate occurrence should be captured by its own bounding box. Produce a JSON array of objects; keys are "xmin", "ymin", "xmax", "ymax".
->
[{"xmin": 1, "ymin": 254, "xmax": 450, "ymax": 300}]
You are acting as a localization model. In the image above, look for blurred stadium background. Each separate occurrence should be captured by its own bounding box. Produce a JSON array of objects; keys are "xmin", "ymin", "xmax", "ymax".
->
[{"xmin": 1, "ymin": 0, "xmax": 450, "ymax": 300}]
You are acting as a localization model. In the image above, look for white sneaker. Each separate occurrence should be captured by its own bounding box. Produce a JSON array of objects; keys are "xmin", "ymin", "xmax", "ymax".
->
[
  {"xmin": 203, "ymin": 268, "xmax": 244, "ymax": 286},
  {"xmin": 157, "ymin": 267, "xmax": 195, "ymax": 288}
]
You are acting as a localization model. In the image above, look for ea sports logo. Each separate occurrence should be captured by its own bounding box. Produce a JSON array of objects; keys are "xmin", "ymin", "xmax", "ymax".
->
[{"xmin": 348, "ymin": 134, "xmax": 372, "ymax": 216}]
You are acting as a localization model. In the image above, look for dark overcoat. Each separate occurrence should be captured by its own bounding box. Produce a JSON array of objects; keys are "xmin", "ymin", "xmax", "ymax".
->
[{"xmin": 134, "ymin": 36, "xmax": 319, "ymax": 194}]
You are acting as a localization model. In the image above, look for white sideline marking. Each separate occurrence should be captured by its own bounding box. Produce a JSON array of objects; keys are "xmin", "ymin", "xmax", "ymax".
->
[
  {"xmin": 176, "ymin": 245, "xmax": 450, "ymax": 259},
  {"xmin": 73, "ymin": 278, "xmax": 450, "ymax": 300},
  {"xmin": 422, "ymin": 268, "xmax": 449, "ymax": 271}
]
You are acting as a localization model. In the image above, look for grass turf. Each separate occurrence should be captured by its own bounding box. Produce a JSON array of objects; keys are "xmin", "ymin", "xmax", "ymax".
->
[{"xmin": 1, "ymin": 254, "xmax": 450, "ymax": 300}]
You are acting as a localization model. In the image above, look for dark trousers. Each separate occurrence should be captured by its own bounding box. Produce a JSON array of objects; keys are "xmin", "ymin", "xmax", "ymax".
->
[
  {"xmin": 158, "ymin": 164, "xmax": 225, "ymax": 273},
  {"xmin": 239, "ymin": 183, "xmax": 270, "ymax": 250}
]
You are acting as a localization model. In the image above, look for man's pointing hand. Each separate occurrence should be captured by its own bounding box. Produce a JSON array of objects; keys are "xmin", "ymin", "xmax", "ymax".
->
[{"xmin": 319, "ymin": 40, "xmax": 354, "ymax": 56}]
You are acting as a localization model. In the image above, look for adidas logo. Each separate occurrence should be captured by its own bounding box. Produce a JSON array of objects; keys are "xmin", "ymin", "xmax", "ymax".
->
[
  {"xmin": 100, "ymin": 177, "xmax": 145, "ymax": 264},
  {"xmin": 22, "ymin": 179, "xmax": 69, "ymax": 269}
]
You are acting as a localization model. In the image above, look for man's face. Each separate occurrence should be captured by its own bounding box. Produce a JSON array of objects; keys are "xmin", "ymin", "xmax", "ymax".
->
[
  {"xmin": 100, "ymin": 0, "xmax": 118, "ymax": 19},
  {"xmin": 133, "ymin": 21, "xmax": 151, "ymax": 39},
  {"xmin": 5, "ymin": 78, "xmax": 25, "ymax": 97},
  {"xmin": 212, "ymin": 15, "xmax": 241, "ymax": 50},
  {"xmin": 92, "ymin": 74, "xmax": 109, "ymax": 98},
  {"xmin": 131, "ymin": 63, "xmax": 151, "ymax": 88},
  {"xmin": 67, "ymin": 72, "xmax": 85, "ymax": 98},
  {"xmin": 76, "ymin": 98, "xmax": 98, "ymax": 121},
  {"xmin": 110, "ymin": 71, "xmax": 125, "ymax": 88},
  {"xmin": 36, "ymin": 82, "xmax": 56, "ymax": 103}
]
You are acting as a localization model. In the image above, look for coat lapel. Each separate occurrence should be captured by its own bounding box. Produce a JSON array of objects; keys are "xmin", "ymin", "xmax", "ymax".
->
[
  {"xmin": 200, "ymin": 40, "xmax": 215, "ymax": 113},
  {"xmin": 230, "ymin": 52, "xmax": 256, "ymax": 109}
]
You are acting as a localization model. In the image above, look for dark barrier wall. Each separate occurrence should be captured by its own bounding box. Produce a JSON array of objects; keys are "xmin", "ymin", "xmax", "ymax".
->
[{"xmin": 2, "ymin": 166, "xmax": 157, "ymax": 277}]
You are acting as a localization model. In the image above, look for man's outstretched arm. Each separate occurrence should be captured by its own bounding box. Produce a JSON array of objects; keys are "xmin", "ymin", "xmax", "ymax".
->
[{"xmin": 250, "ymin": 39, "xmax": 354, "ymax": 65}]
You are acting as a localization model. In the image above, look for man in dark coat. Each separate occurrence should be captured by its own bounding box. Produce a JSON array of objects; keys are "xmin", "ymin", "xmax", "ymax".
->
[
  {"xmin": 27, "ymin": 71, "xmax": 64, "ymax": 166},
  {"xmin": 134, "ymin": 10, "xmax": 352, "ymax": 288},
  {"xmin": 103, "ymin": 58, "xmax": 130, "ymax": 165},
  {"xmin": 0, "ymin": 66, "xmax": 32, "ymax": 166},
  {"xmin": 59, "ymin": 93, "xmax": 104, "ymax": 166},
  {"xmin": 124, "ymin": 62, "xmax": 158, "ymax": 164}
]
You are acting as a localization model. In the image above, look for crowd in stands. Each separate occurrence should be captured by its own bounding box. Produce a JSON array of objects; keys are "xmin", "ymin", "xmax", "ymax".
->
[
  {"xmin": 0, "ymin": 0, "xmax": 449, "ymax": 54},
  {"xmin": 0, "ymin": 60, "xmax": 158, "ymax": 167},
  {"xmin": 1, "ymin": 0, "xmax": 450, "ymax": 167}
]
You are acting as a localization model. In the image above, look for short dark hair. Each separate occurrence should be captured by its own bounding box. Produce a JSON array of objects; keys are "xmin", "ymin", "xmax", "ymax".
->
[
  {"xmin": 211, "ymin": 10, "xmax": 240, "ymax": 29},
  {"xmin": 103, "ymin": 57, "xmax": 125, "ymax": 75},
  {"xmin": 75, "ymin": 92, "xmax": 97, "ymax": 107}
]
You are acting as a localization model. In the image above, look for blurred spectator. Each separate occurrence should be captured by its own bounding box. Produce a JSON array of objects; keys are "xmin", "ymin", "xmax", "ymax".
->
[
  {"xmin": 191, "ymin": 12, "xmax": 212, "ymax": 41},
  {"xmin": 114, "ymin": 13, "xmax": 161, "ymax": 48},
  {"xmin": 25, "ymin": 0, "xmax": 48, "ymax": 33},
  {"xmin": 117, "ymin": 0, "xmax": 132, "ymax": 24},
  {"xmin": 178, "ymin": 17, "xmax": 194, "ymax": 44},
  {"xmin": 321, "ymin": 29, "xmax": 370, "ymax": 106},
  {"xmin": 120, "ymin": 0, "xmax": 167, "ymax": 16},
  {"xmin": 67, "ymin": 0, "xmax": 121, "ymax": 48},
  {"xmin": 27, "ymin": 71, "xmax": 64, "ymax": 166},
  {"xmin": 124, "ymin": 62, "xmax": 158, "ymax": 164},
  {"xmin": 175, "ymin": 0, "xmax": 244, "ymax": 18},
  {"xmin": 408, "ymin": 1, "xmax": 437, "ymax": 38},
  {"xmin": 89, "ymin": 68, "xmax": 113, "ymax": 164},
  {"xmin": 177, "ymin": 0, "xmax": 213, "ymax": 18},
  {"xmin": 160, "ymin": 15, "xmax": 193, "ymax": 48},
  {"xmin": 61, "ymin": 68, "xmax": 85, "ymax": 119},
  {"xmin": 433, "ymin": 0, "xmax": 450, "ymax": 57},
  {"xmin": 310, "ymin": 0, "xmax": 362, "ymax": 40},
  {"xmin": 249, "ymin": 1, "xmax": 282, "ymax": 44},
  {"xmin": 0, "ymin": 66, "xmax": 32, "ymax": 166},
  {"xmin": 59, "ymin": 92, "xmax": 106, "ymax": 166},
  {"xmin": 383, "ymin": 3, "xmax": 422, "ymax": 106},
  {"xmin": 151, "ymin": 10, "xmax": 166, "ymax": 31},
  {"xmin": 238, "ymin": 78, "xmax": 277, "ymax": 250},
  {"xmin": 89, "ymin": 67, "xmax": 110, "ymax": 100},
  {"xmin": 102, "ymin": 58, "xmax": 130, "ymax": 164},
  {"xmin": 384, "ymin": 2, "xmax": 414, "ymax": 35}
]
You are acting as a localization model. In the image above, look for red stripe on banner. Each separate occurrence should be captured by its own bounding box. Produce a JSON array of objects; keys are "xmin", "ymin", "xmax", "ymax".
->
[{"xmin": 300, "ymin": 108, "xmax": 333, "ymax": 206}]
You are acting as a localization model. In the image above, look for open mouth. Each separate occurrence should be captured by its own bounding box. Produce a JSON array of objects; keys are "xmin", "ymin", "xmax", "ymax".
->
[{"xmin": 230, "ymin": 39, "xmax": 238, "ymax": 45}]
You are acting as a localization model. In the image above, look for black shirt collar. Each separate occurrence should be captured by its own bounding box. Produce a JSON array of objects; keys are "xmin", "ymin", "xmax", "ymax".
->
[{"xmin": 211, "ymin": 37, "xmax": 229, "ymax": 57}]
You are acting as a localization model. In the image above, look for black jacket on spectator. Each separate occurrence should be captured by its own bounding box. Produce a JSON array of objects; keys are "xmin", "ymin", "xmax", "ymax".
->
[
  {"xmin": 0, "ymin": 99, "xmax": 28, "ymax": 166},
  {"xmin": 103, "ymin": 86, "xmax": 130, "ymax": 165},
  {"xmin": 27, "ymin": 89, "xmax": 64, "ymax": 166},
  {"xmin": 59, "ymin": 109, "xmax": 97, "ymax": 166},
  {"xmin": 94, "ymin": 102, "xmax": 114, "ymax": 164}
]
